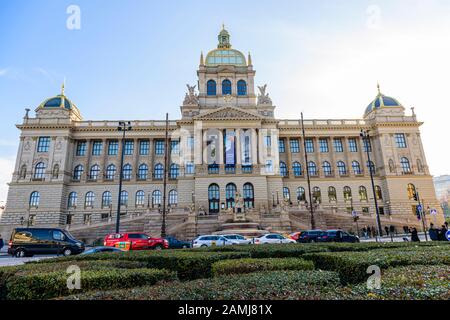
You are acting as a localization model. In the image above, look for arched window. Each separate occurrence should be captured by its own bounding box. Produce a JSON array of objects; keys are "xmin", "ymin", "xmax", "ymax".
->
[
  {"xmin": 237, "ymin": 80, "xmax": 247, "ymax": 96},
  {"xmin": 73, "ymin": 165, "xmax": 83, "ymax": 181},
  {"xmin": 416, "ymin": 159, "xmax": 423, "ymax": 173},
  {"xmin": 292, "ymin": 162, "xmax": 302, "ymax": 177},
  {"xmin": 283, "ymin": 187, "xmax": 290, "ymax": 201},
  {"xmin": 106, "ymin": 164, "xmax": 116, "ymax": 180},
  {"xmin": 312, "ymin": 187, "xmax": 321, "ymax": 204},
  {"xmin": 169, "ymin": 190, "xmax": 178, "ymax": 206},
  {"xmin": 352, "ymin": 161, "xmax": 362, "ymax": 175},
  {"xmin": 34, "ymin": 162, "xmax": 46, "ymax": 179},
  {"xmin": 243, "ymin": 183, "xmax": 254, "ymax": 208},
  {"xmin": 297, "ymin": 187, "xmax": 306, "ymax": 202},
  {"xmin": 343, "ymin": 186, "xmax": 352, "ymax": 201},
  {"xmin": 20, "ymin": 165, "xmax": 27, "ymax": 179},
  {"xmin": 226, "ymin": 183, "xmax": 237, "ymax": 209},
  {"xmin": 388, "ymin": 159, "xmax": 395, "ymax": 173},
  {"xmin": 322, "ymin": 161, "xmax": 332, "ymax": 176},
  {"xmin": 120, "ymin": 190, "xmax": 129, "ymax": 206},
  {"xmin": 52, "ymin": 164, "xmax": 60, "ymax": 179},
  {"xmin": 337, "ymin": 161, "xmax": 347, "ymax": 176},
  {"xmin": 328, "ymin": 186, "xmax": 337, "ymax": 202},
  {"xmin": 207, "ymin": 80, "xmax": 216, "ymax": 96},
  {"xmin": 208, "ymin": 184, "xmax": 220, "ymax": 214},
  {"xmin": 400, "ymin": 157, "xmax": 411, "ymax": 173},
  {"xmin": 89, "ymin": 165, "xmax": 100, "ymax": 180},
  {"xmin": 375, "ymin": 186, "xmax": 383, "ymax": 200},
  {"xmin": 308, "ymin": 161, "xmax": 317, "ymax": 176},
  {"xmin": 279, "ymin": 161, "xmax": 288, "ymax": 177},
  {"xmin": 102, "ymin": 191, "xmax": 112, "ymax": 208},
  {"xmin": 169, "ymin": 164, "xmax": 179, "ymax": 179},
  {"xmin": 68, "ymin": 192, "xmax": 78, "ymax": 208},
  {"xmin": 138, "ymin": 164, "xmax": 148, "ymax": 180},
  {"xmin": 154, "ymin": 164, "xmax": 164, "ymax": 180},
  {"xmin": 30, "ymin": 191, "xmax": 40, "ymax": 208},
  {"xmin": 367, "ymin": 161, "xmax": 376, "ymax": 175},
  {"xmin": 122, "ymin": 164, "xmax": 132, "ymax": 180},
  {"xmin": 136, "ymin": 190, "xmax": 145, "ymax": 206},
  {"xmin": 151, "ymin": 190, "xmax": 161, "ymax": 208},
  {"xmin": 222, "ymin": 79, "xmax": 232, "ymax": 95},
  {"xmin": 359, "ymin": 186, "xmax": 368, "ymax": 201},
  {"xmin": 85, "ymin": 192, "xmax": 95, "ymax": 208},
  {"xmin": 407, "ymin": 183, "xmax": 416, "ymax": 200}
]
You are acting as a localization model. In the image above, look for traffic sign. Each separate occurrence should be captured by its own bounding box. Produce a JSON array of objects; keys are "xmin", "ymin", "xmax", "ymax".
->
[
  {"xmin": 430, "ymin": 208, "xmax": 437, "ymax": 215},
  {"xmin": 446, "ymin": 230, "xmax": 450, "ymax": 241},
  {"xmin": 417, "ymin": 204, "xmax": 423, "ymax": 212}
]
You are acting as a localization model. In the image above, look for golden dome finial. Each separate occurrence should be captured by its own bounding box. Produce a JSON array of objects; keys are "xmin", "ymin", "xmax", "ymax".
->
[
  {"xmin": 377, "ymin": 82, "xmax": 381, "ymax": 95},
  {"xmin": 61, "ymin": 78, "xmax": 66, "ymax": 96},
  {"xmin": 222, "ymin": 22, "xmax": 225, "ymax": 30}
]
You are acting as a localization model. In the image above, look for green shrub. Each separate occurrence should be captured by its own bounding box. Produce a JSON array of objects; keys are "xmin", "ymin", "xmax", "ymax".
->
[
  {"xmin": 303, "ymin": 246, "xmax": 450, "ymax": 284},
  {"xmin": 63, "ymin": 270, "xmax": 341, "ymax": 300},
  {"xmin": 339, "ymin": 265, "xmax": 450, "ymax": 300},
  {"xmin": 211, "ymin": 258, "xmax": 314, "ymax": 276},
  {"xmin": 5, "ymin": 268, "xmax": 176, "ymax": 300}
]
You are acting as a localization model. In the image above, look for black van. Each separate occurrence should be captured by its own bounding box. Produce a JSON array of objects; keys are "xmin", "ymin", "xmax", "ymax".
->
[{"xmin": 8, "ymin": 228, "xmax": 85, "ymax": 257}]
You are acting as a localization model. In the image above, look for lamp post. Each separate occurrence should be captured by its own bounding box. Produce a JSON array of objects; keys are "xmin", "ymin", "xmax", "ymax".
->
[
  {"xmin": 360, "ymin": 130, "xmax": 382, "ymax": 240},
  {"xmin": 272, "ymin": 192, "xmax": 275, "ymax": 208},
  {"xmin": 115, "ymin": 121, "xmax": 132, "ymax": 233},
  {"xmin": 161, "ymin": 113, "xmax": 170, "ymax": 238},
  {"xmin": 301, "ymin": 112, "xmax": 316, "ymax": 230}
]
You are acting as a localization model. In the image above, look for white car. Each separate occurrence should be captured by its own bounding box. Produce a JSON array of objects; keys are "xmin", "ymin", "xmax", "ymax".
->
[
  {"xmin": 222, "ymin": 234, "xmax": 253, "ymax": 245},
  {"xmin": 192, "ymin": 235, "xmax": 240, "ymax": 248},
  {"xmin": 253, "ymin": 234, "xmax": 296, "ymax": 245}
]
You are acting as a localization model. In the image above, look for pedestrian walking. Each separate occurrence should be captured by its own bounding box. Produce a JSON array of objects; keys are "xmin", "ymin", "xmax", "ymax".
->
[
  {"xmin": 384, "ymin": 226, "xmax": 390, "ymax": 237},
  {"xmin": 0, "ymin": 234, "xmax": 4, "ymax": 253},
  {"xmin": 411, "ymin": 227, "xmax": 420, "ymax": 242},
  {"xmin": 429, "ymin": 223, "xmax": 438, "ymax": 241},
  {"xmin": 438, "ymin": 225, "xmax": 448, "ymax": 241},
  {"xmin": 367, "ymin": 226, "xmax": 371, "ymax": 238}
]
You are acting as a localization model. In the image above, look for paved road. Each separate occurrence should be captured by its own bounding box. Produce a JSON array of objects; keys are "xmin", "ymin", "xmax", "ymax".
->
[{"xmin": 0, "ymin": 248, "xmax": 58, "ymax": 267}]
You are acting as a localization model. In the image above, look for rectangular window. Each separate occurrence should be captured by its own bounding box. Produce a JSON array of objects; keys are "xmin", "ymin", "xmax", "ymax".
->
[
  {"xmin": 265, "ymin": 160, "xmax": 273, "ymax": 173},
  {"xmin": 171, "ymin": 140, "xmax": 180, "ymax": 154},
  {"xmin": 139, "ymin": 140, "xmax": 150, "ymax": 155},
  {"xmin": 108, "ymin": 141, "xmax": 119, "ymax": 155},
  {"xmin": 278, "ymin": 139, "xmax": 285, "ymax": 153},
  {"xmin": 124, "ymin": 140, "xmax": 134, "ymax": 155},
  {"xmin": 348, "ymin": 138, "xmax": 358, "ymax": 152},
  {"xmin": 76, "ymin": 141, "xmax": 87, "ymax": 156},
  {"xmin": 92, "ymin": 141, "xmax": 103, "ymax": 156},
  {"xmin": 290, "ymin": 139, "xmax": 300, "ymax": 153},
  {"xmin": 185, "ymin": 162, "xmax": 195, "ymax": 174},
  {"xmin": 155, "ymin": 140, "xmax": 165, "ymax": 155},
  {"xmin": 363, "ymin": 139, "xmax": 372, "ymax": 152},
  {"xmin": 319, "ymin": 138, "xmax": 329, "ymax": 153},
  {"xmin": 333, "ymin": 138, "xmax": 343, "ymax": 153},
  {"xmin": 187, "ymin": 136, "xmax": 194, "ymax": 149},
  {"xmin": 37, "ymin": 137, "xmax": 51, "ymax": 153},
  {"xmin": 395, "ymin": 133, "xmax": 407, "ymax": 148},
  {"xmin": 305, "ymin": 139, "xmax": 314, "ymax": 153},
  {"xmin": 264, "ymin": 136, "xmax": 272, "ymax": 148}
]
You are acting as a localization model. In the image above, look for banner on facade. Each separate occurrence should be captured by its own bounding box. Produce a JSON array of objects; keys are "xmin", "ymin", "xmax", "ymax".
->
[{"xmin": 225, "ymin": 130, "xmax": 235, "ymax": 165}]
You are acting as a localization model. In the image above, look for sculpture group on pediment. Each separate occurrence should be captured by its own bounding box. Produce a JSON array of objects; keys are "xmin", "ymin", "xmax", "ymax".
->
[
  {"xmin": 183, "ymin": 84, "xmax": 199, "ymax": 105},
  {"xmin": 257, "ymin": 84, "xmax": 272, "ymax": 105}
]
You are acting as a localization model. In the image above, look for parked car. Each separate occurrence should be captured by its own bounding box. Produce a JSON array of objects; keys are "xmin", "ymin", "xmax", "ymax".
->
[
  {"xmin": 297, "ymin": 230, "xmax": 326, "ymax": 243},
  {"xmin": 81, "ymin": 246, "xmax": 124, "ymax": 255},
  {"xmin": 289, "ymin": 232, "xmax": 302, "ymax": 241},
  {"xmin": 104, "ymin": 232, "xmax": 169, "ymax": 251},
  {"xmin": 222, "ymin": 234, "xmax": 252, "ymax": 245},
  {"xmin": 8, "ymin": 228, "xmax": 85, "ymax": 257},
  {"xmin": 192, "ymin": 235, "xmax": 240, "ymax": 248},
  {"xmin": 318, "ymin": 230, "xmax": 360, "ymax": 243},
  {"xmin": 165, "ymin": 236, "xmax": 191, "ymax": 249},
  {"xmin": 252, "ymin": 234, "xmax": 296, "ymax": 244}
]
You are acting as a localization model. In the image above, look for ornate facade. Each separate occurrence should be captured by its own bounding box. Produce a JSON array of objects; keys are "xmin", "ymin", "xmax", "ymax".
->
[{"xmin": 0, "ymin": 27, "xmax": 444, "ymax": 240}]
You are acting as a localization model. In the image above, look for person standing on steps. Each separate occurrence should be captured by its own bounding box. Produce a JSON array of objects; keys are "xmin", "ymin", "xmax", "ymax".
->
[{"xmin": 411, "ymin": 227, "xmax": 420, "ymax": 242}]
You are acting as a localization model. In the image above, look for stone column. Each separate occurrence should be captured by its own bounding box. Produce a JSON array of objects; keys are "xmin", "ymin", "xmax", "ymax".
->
[
  {"xmin": 218, "ymin": 129, "xmax": 224, "ymax": 165},
  {"xmin": 235, "ymin": 129, "xmax": 242, "ymax": 165},
  {"xmin": 251, "ymin": 128, "xmax": 258, "ymax": 165}
]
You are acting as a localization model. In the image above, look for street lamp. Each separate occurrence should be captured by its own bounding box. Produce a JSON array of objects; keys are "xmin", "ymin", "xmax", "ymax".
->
[
  {"xmin": 115, "ymin": 121, "xmax": 132, "ymax": 233},
  {"xmin": 360, "ymin": 129, "xmax": 382, "ymax": 239},
  {"xmin": 272, "ymin": 192, "xmax": 275, "ymax": 208}
]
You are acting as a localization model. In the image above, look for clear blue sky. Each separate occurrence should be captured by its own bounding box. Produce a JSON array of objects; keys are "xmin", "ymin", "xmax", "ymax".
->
[{"xmin": 1, "ymin": 0, "xmax": 450, "ymax": 201}]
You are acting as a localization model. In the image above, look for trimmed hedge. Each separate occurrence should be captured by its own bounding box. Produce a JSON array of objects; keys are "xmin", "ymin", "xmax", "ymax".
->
[
  {"xmin": 211, "ymin": 258, "xmax": 314, "ymax": 276},
  {"xmin": 339, "ymin": 265, "xmax": 450, "ymax": 300},
  {"xmin": 33, "ymin": 251, "xmax": 251, "ymax": 280},
  {"xmin": 303, "ymin": 246, "xmax": 450, "ymax": 284},
  {"xmin": 63, "ymin": 270, "xmax": 341, "ymax": 300},
  {"xmin": 5, "ymin": 268, "xmax": 176, "ymax": 300}
]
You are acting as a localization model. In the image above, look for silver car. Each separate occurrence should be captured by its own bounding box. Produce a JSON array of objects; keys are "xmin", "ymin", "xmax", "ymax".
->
[
  {"xmin": 192, "ymin": 235, "xmax": 239, "ymax": 248},
  {"xmin": 253, "ymin": 234, "xmax": 296, "ymax": 245},
  {"xmin": 222, "ymin": 234, "xmax": 253, "ymax": 245}
]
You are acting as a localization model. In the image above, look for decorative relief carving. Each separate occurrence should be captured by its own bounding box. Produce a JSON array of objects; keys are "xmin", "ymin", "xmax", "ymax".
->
[{"xmin": 195, "ymin": 107, "xmax": 262, "ymax": 120}]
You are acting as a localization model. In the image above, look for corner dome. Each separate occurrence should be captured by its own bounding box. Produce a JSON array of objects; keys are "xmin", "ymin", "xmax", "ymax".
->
[
  {"xmin": 38, "ymin": 84, "xmax": 77, "ymax": 111},
  {"xmin": 365, "ymin": 84, "xmax": 403, "ymax": 115},
  {"xmin": 205, "ymin": 26, "xmax": 247, "ymax": 67}
]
